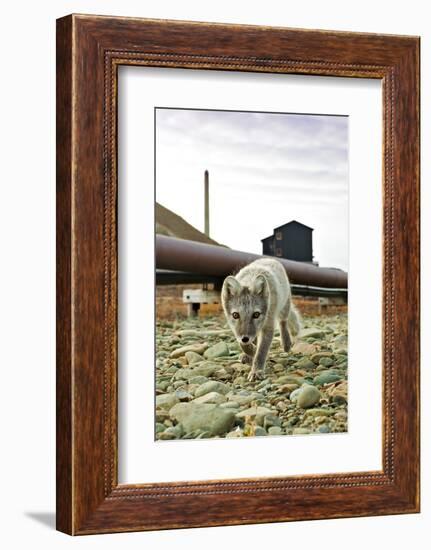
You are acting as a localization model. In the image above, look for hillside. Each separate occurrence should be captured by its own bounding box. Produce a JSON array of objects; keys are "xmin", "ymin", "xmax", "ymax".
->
[{"xmin": 156, "ymin": 202, "xmax": 223, "ymax": 246}]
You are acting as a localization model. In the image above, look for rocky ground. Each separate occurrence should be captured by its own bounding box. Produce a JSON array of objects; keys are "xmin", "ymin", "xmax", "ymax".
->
[{"xmin": 155, "ymin": 313, "xmax": 348, "ymax": 440}]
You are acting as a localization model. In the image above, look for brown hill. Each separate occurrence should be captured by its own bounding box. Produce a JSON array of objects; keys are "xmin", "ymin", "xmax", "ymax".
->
[{"xmin": 156, "ymin": 202, "xmax": 223, "ymax": 246}]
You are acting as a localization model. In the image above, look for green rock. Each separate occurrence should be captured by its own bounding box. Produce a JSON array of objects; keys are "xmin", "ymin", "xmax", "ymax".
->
[
  {"xmin": 272, "ymin": 363, "xmax": 285, "ymax": 373},
  {"xmin": 193, "ymin": 392, "xmax": 227, "ymax": 405},
  {"xmin": 156, "ymin": 393, "xmax": 180, "ymax": 410},
  {"xmin": 185, "ymin": 351, "xmax": 204, "ymax": 364},
  {"xmin": 256, "ymin": 378, "xmax": 271, "ymax": 390},
  {"xmin": 277, "ymin": 357, "xmax": 296, "ymax": 367},
  {"xmin": 254, "ymin": 426, "xmax": 268, "ymax": 436},
  {"xmin": 289, "ymin": 388, "xmax": 302, "ymax": 403},
  {"xmin": 174, "ymin": 364, "xmax": 218, "ymax": 380},
  {"xmin": 155, "ymin": 410, "xmax": 169, "ymax": 423},
  {"xmin": 311, "ymin": 351, "xmax": 332, "ymax": 365},
  {"xmin": 313, "ymin": 372, "xmax": 341, "ymax": 386},
  {"xmin": 164, "ymin": 425, "xmax": 184, "ymax": 438},
  {"xmin": 293, "ymin": 357, "xmax": 316, "ymax": 370},
  {"xmin": 215, "ymin": 369, "xmax": 230, "ymax": 381},
  {"xmin": 169, "ymin": 403, "xmax": 235, "ymax": 436},
  {"xmin": 204, "ymin": 341, "xmax": 230, "ymax": 359},
  {"xmin": 333, "ymin": 334, "xmax": 348, "ymax": 347},
  {"xmin": 275, "ymin": 374, "xmax": 305, "ymax": 385},
  {"xmin": 304, "ymin": 408, "xmax": 334, "ymax": 417},
  {"xmin": 189, "ymin": 376, "xmax": 209, "ymax": 385},
  {"xmin": 264, "ymin": 414, "xmax": 282, "ymax": 429},
  {"xmin": 292, "ymin": 342, "xmax": 317, "ymax": 355},
  {"xmin": 174, "ymin": 329, "xmax": 199, "ymax": 337},
  {"xmin": 236, "ymin": 406, "xmax": 273, "ymax": 426},
  {"xmin": 318, "ymin": 425, "xmax": 331, "ymax": 433},
  {"xmin": 299, "ymin": 328, "xmax": 325, "ymax": 339},
  {"xmin": 228, "ymin": 393, "xmax": 257, "ymax": 406},
  {"xmin": 155, "ymin": 422, "xmax": 166, "ymax": 434},
  {"xmin": 170, "ymin": 343, "xmax": 208, "ymax": 358},
  {"xmin": 268, "ymin": 426, "xmax": 283, "ymax": 436},
  {"xmin": 297, "ymin": 385, "xmax": 321, "ymax": 409},
  {"xmin": 174, "ymin": 389, "xmax": 192, "ymax": 401},
  {"xmin": 166, "ymin": 366, "xmax": 180, "ymax": 375},
  {"xmin": 194, "ymin": 381, "xmax": 229, "ymax": 397},
  {"xmin": 220, "ymin": 401, "xmax": 240, "ymax": 409},
  {"xmin": 315, "ymin": 365, "xmax": 327, "ymax": 372},
  {"xmin": 319, "ymin": 356, "xmax": 334, "ymax": 367}
]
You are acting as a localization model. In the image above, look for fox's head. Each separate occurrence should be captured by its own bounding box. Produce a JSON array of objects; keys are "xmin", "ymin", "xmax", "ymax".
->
[{"xmin": 221, "ymin": 274, "xmax": 269, "ymax": 344}]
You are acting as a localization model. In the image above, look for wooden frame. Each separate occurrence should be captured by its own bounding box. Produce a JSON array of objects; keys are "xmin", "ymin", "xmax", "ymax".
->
[{"xmin": 56, "ymin": 14, "xmax": 420, "ymax": 535}]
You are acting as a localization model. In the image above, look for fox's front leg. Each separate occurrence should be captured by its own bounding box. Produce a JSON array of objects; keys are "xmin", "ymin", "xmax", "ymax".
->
[
  {"xmin": 248, "ymin": 327, "xmax": 274, "ymax": 382},
  {"xmin": 240, "ymin": 341, "xmax": 256, "ymax": 365},
  {"xmin": 279, "ymin": 319, "xmax": 292, "ymax": 352}
]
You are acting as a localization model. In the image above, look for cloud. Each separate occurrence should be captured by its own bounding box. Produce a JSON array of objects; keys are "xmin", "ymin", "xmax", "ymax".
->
[{"xmin": 156, "ymin": 108, "xmax": 349, "ymax": 270}]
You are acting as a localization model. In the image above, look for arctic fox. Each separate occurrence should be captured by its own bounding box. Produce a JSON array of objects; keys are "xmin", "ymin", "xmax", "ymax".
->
[{"xmin": 221, "ymin": 258, "xmax": 301, "ymax": 382}]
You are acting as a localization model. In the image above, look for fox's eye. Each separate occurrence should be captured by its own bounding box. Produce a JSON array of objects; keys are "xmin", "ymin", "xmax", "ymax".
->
[
  {"xmin": 252, "ymin": 311, "xmax": 260, "ymax": 319},
  {"xmin": 232, "ymin": 312, "xmax": 240, "ymax": 319}
]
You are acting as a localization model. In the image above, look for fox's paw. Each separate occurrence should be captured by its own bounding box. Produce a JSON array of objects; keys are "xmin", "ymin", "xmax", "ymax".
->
[
  {"xmin": 240, "ymin": 353, "xmax": 253, "ymax": 365},
  {"xmin": 247, "ymin": 368, "xmax": 264, "ymax": 382}
]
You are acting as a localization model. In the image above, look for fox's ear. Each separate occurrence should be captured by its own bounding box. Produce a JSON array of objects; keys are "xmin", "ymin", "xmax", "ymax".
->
[
  {"xmin": 222, "ymin": 276, "xmax": 241, "ymax": 296},
  {"xmin": 252, "ymin": 274, "xmax": 267, "ymax": 295}
]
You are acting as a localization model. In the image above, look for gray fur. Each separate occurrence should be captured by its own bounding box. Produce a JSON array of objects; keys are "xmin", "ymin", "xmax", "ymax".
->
[{"xmin": 221, "ymin": 258, "xmax": 301, "ymax": 382}]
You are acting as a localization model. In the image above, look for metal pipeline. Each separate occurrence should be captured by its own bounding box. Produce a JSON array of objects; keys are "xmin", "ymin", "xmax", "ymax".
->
[{"xmin": 156, "ymin": 235, "xmax": 347, "ymax": 289}]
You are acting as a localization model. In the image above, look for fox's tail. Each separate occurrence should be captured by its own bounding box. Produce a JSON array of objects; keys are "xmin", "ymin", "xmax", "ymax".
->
[{"xmin": 288, "ymin": 303, "xmax": 301, "ymax": 336}]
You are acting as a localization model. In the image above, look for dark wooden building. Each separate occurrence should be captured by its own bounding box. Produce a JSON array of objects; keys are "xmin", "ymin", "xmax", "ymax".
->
[{"xmin": 261, "ymin": 220, "xmax": 314, "ymax": 262}]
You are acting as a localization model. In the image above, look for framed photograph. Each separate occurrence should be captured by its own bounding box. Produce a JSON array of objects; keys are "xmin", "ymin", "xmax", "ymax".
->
[{"xmin": 56, "ymin": 14, "xmax": 420, "ymax": 535}]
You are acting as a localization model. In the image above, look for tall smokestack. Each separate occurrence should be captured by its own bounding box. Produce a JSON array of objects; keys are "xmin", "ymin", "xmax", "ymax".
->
[{"xmin": 204, "ymin": 170, "xmax": 210, "ymax": 237}]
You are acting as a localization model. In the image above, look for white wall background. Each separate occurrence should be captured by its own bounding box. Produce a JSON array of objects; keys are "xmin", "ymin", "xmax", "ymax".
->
[{"xmin": 0, "ymin": 1, "xmax": 427, "ymax": 548}]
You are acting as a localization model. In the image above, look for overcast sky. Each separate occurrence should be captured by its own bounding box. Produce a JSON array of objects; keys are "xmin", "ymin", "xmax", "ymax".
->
[{"xmin": 155, "ymin": 108, "xmax": 349, "ymax": 271}]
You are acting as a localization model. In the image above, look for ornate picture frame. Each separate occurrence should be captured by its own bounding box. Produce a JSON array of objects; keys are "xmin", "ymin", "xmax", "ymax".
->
[{"xmin": 56, "ymin": 14, "xmax": 420, "ymax": 534}]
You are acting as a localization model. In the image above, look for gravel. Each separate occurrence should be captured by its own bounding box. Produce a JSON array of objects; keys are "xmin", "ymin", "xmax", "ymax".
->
[{"xmin": 156, "ymin": 313, "xmax": 348, "ymax": 440}]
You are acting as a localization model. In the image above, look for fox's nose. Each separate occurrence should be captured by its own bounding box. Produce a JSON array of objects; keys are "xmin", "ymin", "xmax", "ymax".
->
[{"xmin": 241, "ymin": 336, "xmax": 250, "ymax": 343}]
